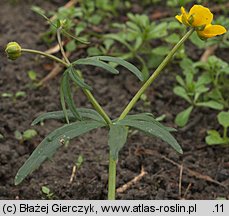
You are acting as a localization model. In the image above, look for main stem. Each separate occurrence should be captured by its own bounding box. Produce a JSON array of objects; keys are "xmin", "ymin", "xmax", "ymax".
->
[
  {"xmin": 108, "ymin": 155, "xmax": 116, "ymax": 200},
  {"xmin": 118, "ymin": 28, "xmax": 194, "ymax": 120}
]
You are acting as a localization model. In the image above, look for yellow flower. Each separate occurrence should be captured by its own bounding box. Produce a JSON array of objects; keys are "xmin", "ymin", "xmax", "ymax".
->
[{"xmin": 176, "ymin": 5, "xmax": 227, "ymax": 39}]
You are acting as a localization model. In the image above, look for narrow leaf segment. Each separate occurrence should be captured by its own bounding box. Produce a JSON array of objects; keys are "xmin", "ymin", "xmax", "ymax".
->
[
  {"xmin": 116, "ymin": 113, "xmax": 182, "ymax": 154},
  {"xmin": 15, "ymin": 120, "xmax": 106, "ymax": 185}
]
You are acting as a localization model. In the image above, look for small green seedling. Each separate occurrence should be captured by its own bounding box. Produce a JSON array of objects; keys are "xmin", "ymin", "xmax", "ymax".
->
[
  {"xmin": 28, "ymin": 70, "xmax": 37, "ymax": 81},
  {"xmin": 75, "ymin": 155, "xmax": 84, "ymax": 169},
  {"xmin": 41, "ymin": 186, "xmax": 54, "ymax": 199},
  {"xmin": 1, "ymin": 91, "xmax": 27, "ymax": 104},
  {"xmin": 1, "ymin": 91, "xmax": 26, "ymax": 102},
  {"xmin": 32, "ymin": 0, "xmax": 122, "ymax": 48},
  {"xmin": 206, "ymin": 111, "xmax": 229, "ymax": 145},
  {"xmin": 104, "ymin": 13, "xmax": 184, "ymax": 79},
  {"xmin": 174, "ymin": 57, "xmax": 226, "ymax": 127},
  {"xmin": 140, "ymin": 93, "xmax": 151, "ymax": 107},
  {"xmin": 69, "ymin": 155, "xmax": 84, "ymax": 183},
  {"xmin": 15, "ymin": 129, "xmax": 38, "ymax": 144}
]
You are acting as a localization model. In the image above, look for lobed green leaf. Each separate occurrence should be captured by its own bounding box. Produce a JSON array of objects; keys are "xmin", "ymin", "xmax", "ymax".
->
[
  {"xmin": 15, "ymin": 120, "xmax": 105, "ymax": 185},
  {"xmin": 61, "ymin": 72, "xmax": 81, "ymax": 121},
  {"xmin": 32, "ymin": 108, "xmax": 106, "ymax": 125},
  {"xmin": 117, "ymin": 113, "xmax": 176, "ymax": 132},
  {"xmin": 68, "ymin": 67, "xmax": 93, "ymax": 91},
  {"xmin": 116, "ymin": 114, "xmax": 182, "ymax": 154},
  {"xmin": 73, "ymin": 58, "xmax": 119, "ymax": 75},
  {"xmin": 90, "ymin": 56, "xmax": 144, "ymax": 81}
]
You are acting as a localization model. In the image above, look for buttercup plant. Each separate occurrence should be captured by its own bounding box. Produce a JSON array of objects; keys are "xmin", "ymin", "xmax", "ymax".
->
[{"xmin": 5, "ymin": 5, "xmax": 226, "ymax": 199}]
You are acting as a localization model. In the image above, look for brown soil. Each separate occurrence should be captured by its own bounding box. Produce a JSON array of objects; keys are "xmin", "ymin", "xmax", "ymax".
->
[{"xmin": 0, "ymin": 0, "xmax": 228, "ymax": 200}]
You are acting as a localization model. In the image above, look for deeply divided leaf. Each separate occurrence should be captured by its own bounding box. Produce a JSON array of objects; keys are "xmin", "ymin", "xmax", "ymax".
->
[
  {"xmin": 61, "ymin": 72, "xmax": 81, "ymax": 120},
  {"xmin": 117, "ymin": 113, "xmax": 177, "ymax": 132},
  {"xmin": 15, "ymin": 120, "xmax": 105, "ymax": 185},
  {"xmin": 116, "ymin": 114, "xmax": 182, "ymax": 154},
  {"xmin": 68, "ymin": 67, "xmax": 93, "ymax": 91},
  {"xmin": 60, "ymin": 76, "xmax": 69, "ymax": 124},
  {"xmin": 32, "ymin": 108, "xmax": 106, "ymax": 125},
  {"xmin": 73, "ymin": 58, "xmax": 119, "ymax": 74},
  {"xmin": 90, "ymin": 56, "xmax": 144, "ymax": 81}
]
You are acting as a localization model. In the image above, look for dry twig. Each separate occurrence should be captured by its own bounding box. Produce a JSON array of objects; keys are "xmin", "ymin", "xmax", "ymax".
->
[
  {"xmin": 132, "ymin": 148, "xmax": 226, "ymax": 188},
  {"xmin": 178, "ymin": 163, "xmax": 183, "ymax": 198},
  {"xmin": 161, "ymin": 156, "xmax": 226, "ymax": 188},
  {"xmin": 200, "ymin": 44, "xmax": 218, "ymax": 62},
  {"xmin": 182, "ymin": 183, "xmax": 192, "ymax": 200},
  {"xmin": 39, "ymin": 52, "xmax": 71, "ymax": 85},
  {"xmin": 69, "ymin": 165, "xmax": 77, "ymax": 184},
  {"xmin": 116, "ymin": 166, "xmax": 148, "ymax": 193},
  {"xmin": 45, "ymin": 42, "xmax": 65, "ymax": 55}
]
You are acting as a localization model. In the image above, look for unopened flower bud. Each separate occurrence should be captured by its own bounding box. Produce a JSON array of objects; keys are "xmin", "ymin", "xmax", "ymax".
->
[{"xmin": 5, "ymin": 42, "xmax": 21, "ymax": 60}]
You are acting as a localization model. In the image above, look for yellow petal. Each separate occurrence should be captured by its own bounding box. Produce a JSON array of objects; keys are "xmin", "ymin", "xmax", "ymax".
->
[
  {"xmin": 189, "ymin": 5, "xmax": 213, "ymax": 27},
  {"xmin": 197, "ymin": 24, "xmax": 227, "ymax": 39},
  {"xmin": 175, "ymin": 15, "xmax": 182, "ymax": 23},
  {"xmin": 180, "ymin": 7, "xmax": 189, "ymax": 26}
]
